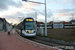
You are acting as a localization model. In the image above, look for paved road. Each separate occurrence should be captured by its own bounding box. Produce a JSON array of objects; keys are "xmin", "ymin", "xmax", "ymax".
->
[{"xmin": 0, "ymin": 29, "xmax": 60, "ymax": 50}]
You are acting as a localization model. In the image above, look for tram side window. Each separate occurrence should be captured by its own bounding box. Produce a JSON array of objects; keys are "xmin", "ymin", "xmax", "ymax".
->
[{"xmin": 20, "ymin": 25, "xmax": 24, "ymax": 30}]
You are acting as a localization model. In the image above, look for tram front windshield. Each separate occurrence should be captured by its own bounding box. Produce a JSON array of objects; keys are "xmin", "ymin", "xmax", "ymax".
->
[{"xmin": 25, "ymin": 22, "xmax": 35, "ymax": 30}]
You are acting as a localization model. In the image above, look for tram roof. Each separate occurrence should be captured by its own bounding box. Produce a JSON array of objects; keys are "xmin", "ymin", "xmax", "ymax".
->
[{"xmin": 17, "ymin": 17, "xmax": 34, "ymax": 25}]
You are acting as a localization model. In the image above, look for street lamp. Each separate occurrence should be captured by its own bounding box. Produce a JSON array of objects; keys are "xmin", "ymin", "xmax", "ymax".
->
[{"xmin": 22, "ymin": 0, "xmax": 47, "ymax": 36}]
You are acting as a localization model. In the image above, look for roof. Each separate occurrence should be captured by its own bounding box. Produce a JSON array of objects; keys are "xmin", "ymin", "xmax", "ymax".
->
[
  {"xmin": 70, "ymin": 20, "xmax": 75, "ymax": 22},
  {"xmin": 37, "ymin": 22, "xmax": 44, "ymax": 24}
]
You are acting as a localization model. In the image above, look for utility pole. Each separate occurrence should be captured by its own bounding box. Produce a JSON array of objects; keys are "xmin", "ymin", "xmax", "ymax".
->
[
  {"xmin": 35, "ymin": 11, "xmax": 37, "ymax": 32},
  {"xmin": 45, "ymin": 0, "xmax": 47, "ymax": 36}
]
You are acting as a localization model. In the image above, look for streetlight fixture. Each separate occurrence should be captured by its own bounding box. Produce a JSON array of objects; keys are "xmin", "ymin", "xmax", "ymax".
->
[{"xmin": 22, "ymin": 0, "xmax": 47, "ymax": 36}]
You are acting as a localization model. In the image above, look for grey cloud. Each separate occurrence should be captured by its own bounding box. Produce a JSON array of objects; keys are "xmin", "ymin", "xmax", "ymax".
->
[
  {"xmin": 16, "ymin": 12, "xmax": 26, "ymax": 16},
  {"xmin": 38, "ymin": 18, "xmax": 45, "ymax": 22},
  {"xmin": 31, "ymin": 8, "xmax": 45, "ymax": 15},
  {"xmin": 47, "ymin": 0, "xmax": 63, "ymax": 4},
  {"xmin": 8, "ymin": 0, "xmax": 22, "ymax": 8},
  {"xmin": 38, "ymin": 9, "xmax": 53, "ymax": 18},
  {"xmin": 72, "ymin": 0, "xmax": 75, "ymax": 8},
  {"xmin": 26, "ymin": 12, "xmax": 35, "ymax": 18},
  {"xmin": 57, "ymin": 9, "xmax": 75, "ymax": 13},
  {"xmin": 72, "ymin": 0, "xmax": 75, "ymax": 4},
  {"xmin": 31, "ymin": 8, "xmax": 39, "ymax": 12},
  {"xmin": 4, "ymin": 11, "xmax": 26, "ymax": 20},
  {"xmin": 0, "ymin": 0, "xmax": 8, "ymax": 11},
  {"xmin": 4, "ymin": 11, "xmax": 36, "ymax": 23},
  {"xmin": 47, "ymin": 9, "xmax": 53, "ymax": 18},
  {"xmin": 38, "ymin": 11, "xmax": 44, "ymax": 15},
  {"xmin": 0, "ymin": 0, "xmax": 22, "ymax": 11},
  {"xmin": 3, "ymin": 7, "xmax": 53, "ymax": 23},
  {"xmin": 32, "ymin": 8, "xmax": 53, "ymax": 18}
]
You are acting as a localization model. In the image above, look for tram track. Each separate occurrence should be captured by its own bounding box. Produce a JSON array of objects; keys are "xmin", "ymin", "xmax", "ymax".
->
[
  {"xmin": 16, "ymin": 30, "xmax": 75, "ymax": 50},
  {"xmin": 24, "ymin": 36, "xmax": 75, "ymax": 50}
]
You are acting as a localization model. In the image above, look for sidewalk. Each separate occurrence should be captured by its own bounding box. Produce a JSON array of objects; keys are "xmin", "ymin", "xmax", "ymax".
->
[{"xmin": 0, "ymin": 29, "xmax": 60, "ymax": 50}]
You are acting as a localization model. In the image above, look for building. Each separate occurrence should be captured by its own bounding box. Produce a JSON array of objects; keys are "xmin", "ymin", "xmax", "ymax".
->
[
  {"xmin": 62, "ymin": 21, "xmax": 71, "ymax": 24},
  {"xmin": 0, "ymin": 18, "xmax": 9, "ymax": 31},
  {"xmin": 48, "ymin": 21, "xmax": 71, "ymax": 24},
  {"xmin": 70, "ymin": 20, "xmax": 75, "ymax": 24},
  {"xmin": 37, "ymin": 21, "xmax": 44, "ymax": 25}
]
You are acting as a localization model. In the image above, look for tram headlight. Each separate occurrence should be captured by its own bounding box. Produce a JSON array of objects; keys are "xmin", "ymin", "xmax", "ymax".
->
[
  {"xmin": 33, "ymin": 31, "xmax": 36, "ymax": 33},
  {"xmin": 25, "ymin": 30, "xmax": 29, "ymax": 33}
]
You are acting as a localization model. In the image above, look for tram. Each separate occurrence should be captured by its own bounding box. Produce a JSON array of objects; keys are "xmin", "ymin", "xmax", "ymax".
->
[{"xmin": 16, "ymin": 17, "xmax": 36, "ymax": 37}]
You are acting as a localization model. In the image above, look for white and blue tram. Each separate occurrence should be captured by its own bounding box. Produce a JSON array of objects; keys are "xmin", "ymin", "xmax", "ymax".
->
[{"xmin": 16, "ymin": 17, "xmax": 36, "ymax": 37}]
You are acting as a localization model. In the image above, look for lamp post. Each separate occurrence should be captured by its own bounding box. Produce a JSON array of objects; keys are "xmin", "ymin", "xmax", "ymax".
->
[
  {"xmin": 22, "ymin": 0, "xmax": 47, "ymax": 36},
  {"xmin": 35, "ymin": 11, "xmax": 37, "ymax": 32}
]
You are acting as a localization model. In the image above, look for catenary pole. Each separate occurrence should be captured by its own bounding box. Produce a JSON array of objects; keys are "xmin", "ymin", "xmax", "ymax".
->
[
  {"xmin": 45, "ymin": 0, "xmax": 47, "ymax": 36},
  {"xmin": 35, "ymin": 11, "xmax": 37, "ymax": 32}
]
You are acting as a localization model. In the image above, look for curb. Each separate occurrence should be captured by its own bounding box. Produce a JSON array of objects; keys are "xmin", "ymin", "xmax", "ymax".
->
[{"xmin": 15, "ymin": 31, "xmax": 63, "ymax": 50}]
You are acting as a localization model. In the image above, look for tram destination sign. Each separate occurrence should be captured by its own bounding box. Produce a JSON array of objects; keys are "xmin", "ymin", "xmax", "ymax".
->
[{"xmin": 26, "ymin": 19, "xmax": 33, "ymax": 21}]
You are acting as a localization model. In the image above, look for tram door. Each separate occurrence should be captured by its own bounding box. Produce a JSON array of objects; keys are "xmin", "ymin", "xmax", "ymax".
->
[{"xmin": 0, "ymin": 20, "xmax": 3, "ymax": 30}]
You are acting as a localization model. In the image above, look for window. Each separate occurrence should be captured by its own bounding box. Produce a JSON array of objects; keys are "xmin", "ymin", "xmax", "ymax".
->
[{"xmin": 25, "ymin": 22, "xmax": 35, "ymax": 30}]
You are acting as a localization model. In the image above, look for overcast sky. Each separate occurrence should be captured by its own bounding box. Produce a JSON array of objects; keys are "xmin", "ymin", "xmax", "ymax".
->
[{"xmin": 0, "ymin": 0, "xmax": 75, "ymax": 24}]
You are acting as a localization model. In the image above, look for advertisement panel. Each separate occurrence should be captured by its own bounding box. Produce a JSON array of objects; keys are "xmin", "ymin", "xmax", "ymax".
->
[{"xmin": 53, "ymin": 24, "xmax": 63, "ymax": 28}]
